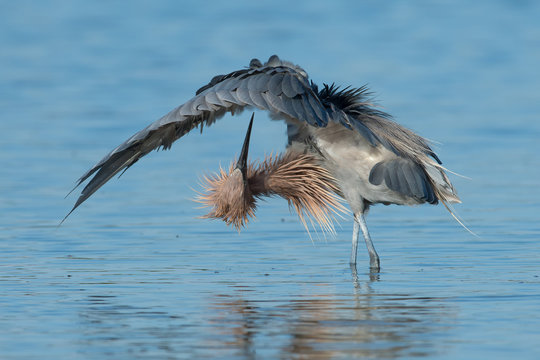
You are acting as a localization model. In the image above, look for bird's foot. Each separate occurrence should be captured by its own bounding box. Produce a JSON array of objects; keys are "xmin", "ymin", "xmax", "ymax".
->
[{"xmin": 369, "ymin": 257, "xmax": 380, "ymax": 272}]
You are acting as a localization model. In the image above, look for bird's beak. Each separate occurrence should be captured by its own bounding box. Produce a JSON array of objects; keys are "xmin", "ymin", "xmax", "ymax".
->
[{"xmin": 236, "ymin": 113, "xmax": 254, "ymax": 179}]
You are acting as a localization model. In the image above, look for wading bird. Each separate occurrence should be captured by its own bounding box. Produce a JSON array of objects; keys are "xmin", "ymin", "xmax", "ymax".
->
[{"xmin": 66, "ymin": 55, "xmax": 460, "ymax": 270}]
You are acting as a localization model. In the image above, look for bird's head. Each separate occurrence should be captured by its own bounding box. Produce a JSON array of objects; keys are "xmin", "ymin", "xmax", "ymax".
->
[
  {"xmin": 196, "ymin": 113, "xmax": 347, "ymax": 234},
  {"xmin": 196, "ymin": 114, "xmax": 257, "ymax": 231}
]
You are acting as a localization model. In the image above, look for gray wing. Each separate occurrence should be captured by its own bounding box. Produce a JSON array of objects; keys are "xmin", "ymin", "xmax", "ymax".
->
[
  {"xmin": 368, "ymin": 158, "xmax": 438, "ymax": 204},
  {"xmin": 65, "ymin": 55, "xmax": 333, "ymax": 218}
]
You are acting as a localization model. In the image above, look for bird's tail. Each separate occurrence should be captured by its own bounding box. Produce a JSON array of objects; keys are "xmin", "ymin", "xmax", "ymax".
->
[{"xmin": 425, "ymin": 161, "xmax": 476, "ymax": 236}]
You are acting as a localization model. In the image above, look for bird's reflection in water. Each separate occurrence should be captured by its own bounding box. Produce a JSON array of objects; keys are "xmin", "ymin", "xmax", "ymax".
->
[
  {"xmin": 76, "ymin": 268, "xmax": 454, "ymax": 359},
  {"xmin": 208, "ymin": 266, "xmax": 454, "ymax": 359}
]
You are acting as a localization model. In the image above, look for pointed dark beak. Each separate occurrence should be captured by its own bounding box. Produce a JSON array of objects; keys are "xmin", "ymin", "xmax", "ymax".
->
[{"xmin": 236, "ymin": 113, "xmax": 254, "ymax": 179}]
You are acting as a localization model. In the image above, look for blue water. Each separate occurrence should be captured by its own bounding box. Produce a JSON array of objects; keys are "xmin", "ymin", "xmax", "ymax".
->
[{"xmin": 1, "ymin": 1, "xmax": 540, "ymax": 359}]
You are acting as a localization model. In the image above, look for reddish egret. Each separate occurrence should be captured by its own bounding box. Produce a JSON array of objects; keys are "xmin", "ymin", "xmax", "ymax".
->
[
  {"xmin": 66, "ymin": 55, "xmax": 460, "ymax": 270},
  {"xmin": 196, "ymin": 113, "xmax": 346, "ymax": 233}
]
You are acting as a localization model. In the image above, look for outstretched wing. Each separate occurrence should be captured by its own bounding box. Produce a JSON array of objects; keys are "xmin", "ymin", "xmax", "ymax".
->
[{"xmin": 65, "ymin": 55, "xmax": 335, "ymax": 218}]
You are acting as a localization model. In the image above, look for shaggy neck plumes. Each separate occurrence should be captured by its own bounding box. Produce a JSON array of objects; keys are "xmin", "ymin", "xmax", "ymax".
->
[{"xmin": 196, "ymin": 152, "xmax": 346, "ymax": 233}]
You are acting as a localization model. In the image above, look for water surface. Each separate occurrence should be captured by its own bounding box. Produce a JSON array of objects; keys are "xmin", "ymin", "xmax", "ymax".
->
[{"xmin": 1, "ymin": 1, "xmax": 540, "ymax": 359}]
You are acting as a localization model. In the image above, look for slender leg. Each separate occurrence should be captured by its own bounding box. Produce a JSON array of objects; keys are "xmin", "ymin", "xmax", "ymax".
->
[
  {"xmin": 354, "ymin": 213, "xmax": 380, "ymax": 271},
  {"xmin": 350, "ymin": 220, "xmax": 360, "ymax": 265}
]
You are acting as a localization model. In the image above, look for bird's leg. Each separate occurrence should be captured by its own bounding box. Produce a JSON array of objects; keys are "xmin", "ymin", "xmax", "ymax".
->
[
  {"xmin": 352, "ymin": 213, "xmax": 380, "ymax": 271},
  {"xmin": 350, "ymin": 220, "xmax": 360, "ymax": 265}
]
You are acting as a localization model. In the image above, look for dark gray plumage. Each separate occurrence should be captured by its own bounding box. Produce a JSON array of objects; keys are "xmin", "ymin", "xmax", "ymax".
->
[
  {"xmin": 65, "ymin": 55, "xmax": 460, "ymax": 271},
  {"xmin": 369, "ymin": 159, "xmax": 436, "ymax": 204}
]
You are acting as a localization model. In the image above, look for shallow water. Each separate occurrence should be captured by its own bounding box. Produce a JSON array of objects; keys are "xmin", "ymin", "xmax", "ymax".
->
[{"xmin": 1, "ymin": 1, "xmax": 540, "ymax": 359}]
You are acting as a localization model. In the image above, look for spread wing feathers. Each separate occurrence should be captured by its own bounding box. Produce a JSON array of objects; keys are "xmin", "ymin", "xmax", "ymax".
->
[
  {"xmin": 66, "ymin": 55, "xmax": 333, "ymax": 217},
  {"xmin": 369, "ymin": 158, "xmax": 438, "ymax": 204}
]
